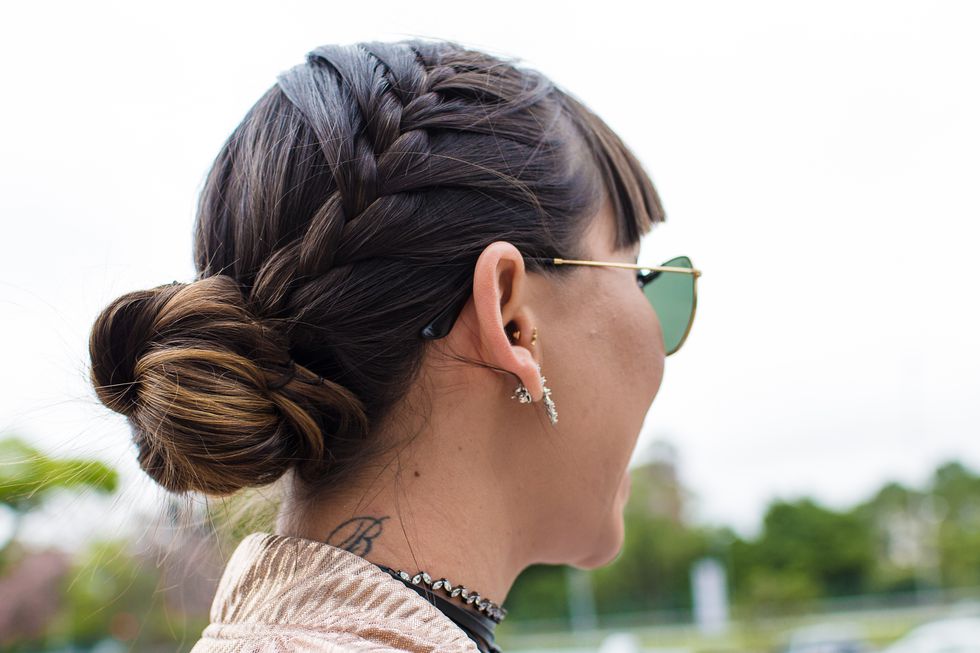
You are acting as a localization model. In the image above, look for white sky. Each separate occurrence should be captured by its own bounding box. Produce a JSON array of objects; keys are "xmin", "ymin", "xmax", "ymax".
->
[{"xmin": 1, "ymin": 0, "xmax": 978, "ymax": 547}]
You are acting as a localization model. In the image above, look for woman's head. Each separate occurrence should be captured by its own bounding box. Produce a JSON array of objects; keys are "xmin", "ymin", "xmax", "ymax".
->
[{"xmin": 89, "ymin": 38, "xmax": 666, "ymax": 569}]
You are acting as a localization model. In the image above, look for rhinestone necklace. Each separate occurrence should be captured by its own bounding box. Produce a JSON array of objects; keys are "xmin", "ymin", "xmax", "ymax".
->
[{"xmin": 373, "ymin": 563, "xmax": 505, "ymax": 653}]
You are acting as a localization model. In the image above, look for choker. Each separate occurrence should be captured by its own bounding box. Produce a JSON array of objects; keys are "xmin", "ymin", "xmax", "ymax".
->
[{"xmin": 373, "ymin": 563, "xmax": 503, "ymax": 653}]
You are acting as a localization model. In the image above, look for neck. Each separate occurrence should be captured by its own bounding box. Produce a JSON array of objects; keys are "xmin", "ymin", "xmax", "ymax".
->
[{"xmin": 274, "ymin": 414, "xmax": 526, "ymax": 608}]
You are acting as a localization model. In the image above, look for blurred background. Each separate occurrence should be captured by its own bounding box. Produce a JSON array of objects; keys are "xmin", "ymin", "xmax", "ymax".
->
[{"xmin": 2, "ymin": 1, "xmax": 979, "ymax": 651}]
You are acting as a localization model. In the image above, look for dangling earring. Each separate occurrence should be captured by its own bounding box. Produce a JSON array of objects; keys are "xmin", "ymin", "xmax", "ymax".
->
[
  {"xmin": 509, "ymin": 328, "xmax": 558, "ymax": 425},
  {"xmin": 537, "ymin": 362, "xmax": 558, "ymax": 425},
  {"xmin": 511, "ymin": 364, "xmax": 557, "ymax": 425}
]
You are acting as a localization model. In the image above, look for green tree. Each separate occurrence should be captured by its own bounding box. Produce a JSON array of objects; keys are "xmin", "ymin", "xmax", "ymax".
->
[
  {"xmin": 733, "ymin": 498, "xmax": 875, "ymax": 610},
  {"xmin": 0, "ymin": 435, "xmax": 118, "ymax": 565},
  {"xmin": 932, "ymin": 461, "xmax": 980, "ymax": 587}
]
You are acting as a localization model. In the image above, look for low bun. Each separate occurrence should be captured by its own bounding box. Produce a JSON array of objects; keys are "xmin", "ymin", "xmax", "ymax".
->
[{"xmin": 88, "ymin": 275, "xmax": 367, "ymax": 496}]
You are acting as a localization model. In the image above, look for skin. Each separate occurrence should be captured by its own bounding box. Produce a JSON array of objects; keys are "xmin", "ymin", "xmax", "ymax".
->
[{"xmin": 277, "ymin": 195, "xmax": 666, "ymax": 610}]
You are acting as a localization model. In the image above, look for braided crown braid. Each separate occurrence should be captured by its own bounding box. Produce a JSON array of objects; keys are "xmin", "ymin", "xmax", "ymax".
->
[{"xmin": 88, "ymin": 38, "xmax": 664, "ymax": 499}]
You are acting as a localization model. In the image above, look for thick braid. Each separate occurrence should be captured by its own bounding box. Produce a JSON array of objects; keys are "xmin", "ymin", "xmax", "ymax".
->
[
  {"xmin": 275, "ymin": 44, "xmax": 437, "ymax": 277},
  {"xmin": 273, "ymin": 42, "xmax": 557, "ymax": 276},
  {"xmin": 242, "ymin": 41, "xmax": 579, "ymax": 343}
]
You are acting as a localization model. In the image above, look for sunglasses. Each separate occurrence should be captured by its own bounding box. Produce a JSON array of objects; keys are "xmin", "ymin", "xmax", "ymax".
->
[{"xmin": 420, "ymin": 255, "xmax": 701, "ymax": 356}]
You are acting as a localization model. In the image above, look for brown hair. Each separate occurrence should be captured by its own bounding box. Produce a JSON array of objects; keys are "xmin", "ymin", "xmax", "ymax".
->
[{"xmin": 88, "ymin": 38, "xmax": 664, "ymax": 508}]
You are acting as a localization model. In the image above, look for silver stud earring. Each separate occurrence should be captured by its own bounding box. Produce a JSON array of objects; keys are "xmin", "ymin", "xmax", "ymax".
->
[
  {"xmin": 510, "ymin": 362, "xmax": 558, "ymax": 425},
  {"xmin": 511, "ymin": 380, "xmax": 532, "ymax": 403}
]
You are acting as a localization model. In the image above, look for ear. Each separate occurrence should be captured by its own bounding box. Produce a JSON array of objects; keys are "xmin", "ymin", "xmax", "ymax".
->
[{"xmin": 468, "ymin": 241, "xmax": 544, "ymax": 401}]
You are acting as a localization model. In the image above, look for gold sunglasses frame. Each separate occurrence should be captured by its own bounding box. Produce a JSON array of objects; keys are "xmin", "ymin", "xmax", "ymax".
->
[{"xmin": 535, "ymin": 256, "xmax": 702, "ymax": 355}]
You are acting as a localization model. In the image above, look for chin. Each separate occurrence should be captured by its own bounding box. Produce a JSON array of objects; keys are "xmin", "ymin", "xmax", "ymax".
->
[{"xmin": 568, "ymin": 509, "xmax": 627, "ymax": 570}]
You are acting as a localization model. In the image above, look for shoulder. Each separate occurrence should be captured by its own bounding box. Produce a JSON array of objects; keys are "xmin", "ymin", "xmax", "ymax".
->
[
  {"xmin": 188, "ymin": 622, "xmax": 479, "ymax": 653},
  {"xmin": 195, "ymin": 532, "xmax": 479, "ymax": 652},
  {"xmin": 190, "ymin": 627, "xmax": 477, "ymax": 653}
]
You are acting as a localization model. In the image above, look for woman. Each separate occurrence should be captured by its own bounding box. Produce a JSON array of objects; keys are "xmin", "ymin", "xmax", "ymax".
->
[{"xmin": 88, "ymin": 38, "xmax": 700, "ymax": 653}]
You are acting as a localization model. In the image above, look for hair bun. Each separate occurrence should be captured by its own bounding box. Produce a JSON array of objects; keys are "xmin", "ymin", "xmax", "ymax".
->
[{"xmin": 88, "ymin": 275, "xmax": 367, "ymax": 496}]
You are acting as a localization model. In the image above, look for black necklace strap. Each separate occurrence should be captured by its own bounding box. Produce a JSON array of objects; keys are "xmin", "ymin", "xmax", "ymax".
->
[{"xmin": 373, "ymin": 563, "xmax": 502, "ymax": 653}]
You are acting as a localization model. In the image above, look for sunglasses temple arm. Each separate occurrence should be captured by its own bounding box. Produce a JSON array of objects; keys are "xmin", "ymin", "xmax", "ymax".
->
[{"xmin": 420, "ymin": 286, "xmax": 473, "ymax": 339}]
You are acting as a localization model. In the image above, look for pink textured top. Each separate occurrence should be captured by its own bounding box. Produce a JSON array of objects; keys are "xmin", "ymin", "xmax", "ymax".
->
[{"xmin": 189, "ymin": 532, "xmax": 480, "ymax": 652}]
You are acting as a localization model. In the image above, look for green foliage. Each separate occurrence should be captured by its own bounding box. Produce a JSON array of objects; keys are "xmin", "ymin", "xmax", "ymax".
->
[
  {"xmin": 0, "ymin": 434, "xmax": 121, "ymax": 574},
  {"xmin": 741, "ymin": 567, "xmax": 821, "ymax": 617},
  {"xmin": 932, "ymin": 462, "xmax": 980, "ymax": 587},
  {"xmin": 740, "ymin": 498, "xmax": 876, "ymax": 599},
  {"xmin": 505, "ymin": 563, "xmax": 570, "ymax": 624},
  {"xmin": 36, "ymin": 537, "xmax": 209, "ymax": 651},
  {"xmin": 591, "ymin": 514, "xmax": 714, "ymax": 615},
  {"xmin": 53, "ymin": 539, "xmax": 162, "ymax": 648},
  {"xmin": 0, "ymin": 436, "xmax": 118, "ymax": 513}
]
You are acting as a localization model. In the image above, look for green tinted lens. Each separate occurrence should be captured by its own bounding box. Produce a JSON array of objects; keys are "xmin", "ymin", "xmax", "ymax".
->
[{"xmin": 642, "ymin": 256, "xmax": 696, "ymax": 355}]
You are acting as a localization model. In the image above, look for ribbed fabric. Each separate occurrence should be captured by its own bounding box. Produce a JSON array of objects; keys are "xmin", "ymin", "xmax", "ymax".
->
[{"xmin": 189, "ymin": 532, "xmax": 480, "ymax": 652}]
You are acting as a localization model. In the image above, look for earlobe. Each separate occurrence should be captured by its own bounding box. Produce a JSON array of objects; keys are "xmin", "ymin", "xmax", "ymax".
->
[
  {"xmin": 470, "ymin": 241, "xmax": 544, "ymax": 401},
  {"xmin": 507, "ymin": 355, "xmax": 558, "ymax": 425}
]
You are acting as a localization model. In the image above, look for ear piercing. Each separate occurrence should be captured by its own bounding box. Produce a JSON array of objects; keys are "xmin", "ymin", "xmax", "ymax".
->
[{"xmin": 509, "ymin": 326, "xmax": 537, "ymax": 347}]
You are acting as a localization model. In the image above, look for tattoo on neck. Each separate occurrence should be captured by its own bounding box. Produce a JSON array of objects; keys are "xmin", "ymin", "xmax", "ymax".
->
[{"xmin": 326, "ymin": 515, "xmax": 390, "ymax": 555}]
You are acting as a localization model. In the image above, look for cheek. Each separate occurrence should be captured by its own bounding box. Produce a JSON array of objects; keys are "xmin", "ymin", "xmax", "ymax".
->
[
  {"xmin": 585, "ymin": 291, "xmax": 665, "ymax": 461},
  {"xmin": 611, "ymin": 295, "xmax": 664, "ymax": 463},
  {"xmin": 545, "ymin": 281, "xmax": 665, "ymax": 496},
  {"xmin": 606, "ymin": 291, "xmax": 665, "ymax": 414},
  {"xmin": 637, "ymin": 298, "xmax": 666, "ymax": 401}
]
